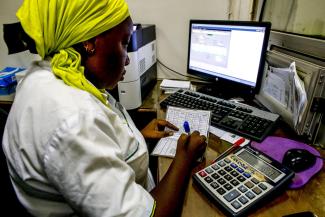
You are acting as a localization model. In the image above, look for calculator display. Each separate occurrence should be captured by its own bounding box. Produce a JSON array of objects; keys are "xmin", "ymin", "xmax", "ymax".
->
[{"xmin": 237, "ymin": 150, "xmax": 282, "ymax": 181}]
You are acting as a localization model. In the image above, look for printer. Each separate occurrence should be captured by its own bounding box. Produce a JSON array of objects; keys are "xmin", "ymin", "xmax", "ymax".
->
[{"xmin": 114, "ymin": 24, "xmax": 157, "ymax": 110}]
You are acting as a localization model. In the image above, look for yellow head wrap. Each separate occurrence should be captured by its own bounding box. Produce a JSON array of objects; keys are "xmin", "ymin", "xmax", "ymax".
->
[{"xmin": 16, "ymin": 0, "xmax": 130, "ymax": 105}]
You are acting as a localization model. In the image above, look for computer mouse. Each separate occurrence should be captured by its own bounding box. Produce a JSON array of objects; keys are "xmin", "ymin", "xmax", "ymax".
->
[{"xmin": 282, "ymin": 149, "xmax": 317, "ymax": 173}]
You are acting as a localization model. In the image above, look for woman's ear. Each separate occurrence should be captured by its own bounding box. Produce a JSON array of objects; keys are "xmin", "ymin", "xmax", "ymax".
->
[{"xmin": 82, "ymin": 39, "xmax": 96, "ymax": 55}]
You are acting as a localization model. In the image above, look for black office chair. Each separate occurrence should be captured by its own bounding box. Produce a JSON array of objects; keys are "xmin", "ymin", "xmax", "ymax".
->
[{"xmin": 0, "ymin": 107, "xmax": 34, "ymax": 216}]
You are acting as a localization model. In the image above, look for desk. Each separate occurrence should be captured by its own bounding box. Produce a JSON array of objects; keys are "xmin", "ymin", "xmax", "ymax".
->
[{"xmin": 142, "ymin": 81, "xmax": 325, "ymax": 217}]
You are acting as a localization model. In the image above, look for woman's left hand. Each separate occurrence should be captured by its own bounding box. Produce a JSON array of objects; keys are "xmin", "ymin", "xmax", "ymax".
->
[{"xmin": 141, "ymin": 119, "xmax": 179, "ymax": 140}]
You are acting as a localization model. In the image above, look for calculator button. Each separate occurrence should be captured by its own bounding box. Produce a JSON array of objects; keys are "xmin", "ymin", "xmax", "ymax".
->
[
  {"xmin": 251, "ymin": 177, "xmax": 259, "ymax": 184},
  {"xmin": 236, "ymin": 167, "xmax": 244, "ymax": 173},
  {"xmin": 224, "ymin": 158, "xmax": 231, "ymax": 163},
  {"xmin": 224, "ymin": 166, "xmax": 233, "ymax": 172},
  {"xmin": 238, "ymin": 196, "xmax": 249, "ymax": 204},
  {"xmin": 210, "ymin": 182, "xmax": 219, "ymax": 189},
  {"xmin": 244, "ymin": 181, "xmax": 254, "ymax": 188},
  {"xmin": 237, "ymin": 175, "xmax": 246, "ymax": 182},
  {"xmin": 245, "ymin": 191, "xmax": 256, "ymax": 199},
  {"xmin": 217, "ymin": 178, "xmax": 226, "ymax": 185},
  {"xmin": 238, "ymin": 185, "xmax": 248, "ymax": 193},
  {"xmin": 205, "ymin": 167, "xmax": 214, "ymax": 174},
  {"xmin": 258, "ymin": 183, "xmax": 267, "ymax": 190},
  {"xmin": 198, "ymin": 171, "xmax": 207, "ymax": 177},
  {"xmin": 224, "ymin": 174, "xmax": 233, "ymax": 181},
  {"xmin": 230, "ymin": 179, "xmax": 240, "ymax": 186},
  {"xmin": 223, "ymin": 189, "xmax": 240, "ymax": 202},
  {"xmin": 218, "ymin": 170, "xmax": 226, "ymax": 176},
  {"xmin": 230, "ymin": 170, "xmax": 239, "ymax": 177},
  {"xmin": 218, "ymin": 161, "xmax": 226, "ymax": 167},
  {"xmin": 217, "ymin": 187, "xmax": 226, "ymax": 195},
  {"xmin": 231, "ymin": 200, "xmax": 242, "ymax": 209},
  {"xmin": 230, "ymin": 163, "xmax": 238, "ymax": 168},
  {"xmin": 211, "ymin": 173, "xmax": 220, "ymax": 180},
  {"xmin": 204, "ymin": 176, "xmax": 213, "ymax": 183},
  {"xmin": 211, "ymin": 164, "xmax": 220, "ymax": 170},
  {"xmin": 243, "ymin": 172, "xmax": 251, "ymax": 178},
  {"xmin": 224, "ymin": 183, "xmax": 233, "ymax": 190},
  {"xmin": 252, "ymin": 186, "xmax": 262, "ymax": 195}
]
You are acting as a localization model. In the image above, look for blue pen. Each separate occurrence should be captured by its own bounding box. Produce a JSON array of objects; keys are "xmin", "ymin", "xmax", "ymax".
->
[{"xmin": 183, "ymin": 121, "xmax": 190, "ymax": 135}]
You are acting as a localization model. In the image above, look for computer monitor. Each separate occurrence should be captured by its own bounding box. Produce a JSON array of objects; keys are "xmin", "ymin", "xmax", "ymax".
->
[{"xmin": 187, "ymin": 20, "xmax": 271, "ymax": 100}]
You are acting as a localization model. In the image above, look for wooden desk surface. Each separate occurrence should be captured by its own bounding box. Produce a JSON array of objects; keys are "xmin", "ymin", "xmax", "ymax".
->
[
  {"xmin": 143, "ymin": 82, "xmax": 325, "ymax": 217},
  {"xmin": 157, "ymin": 136, "xmax": 325, "ymax": 217}
]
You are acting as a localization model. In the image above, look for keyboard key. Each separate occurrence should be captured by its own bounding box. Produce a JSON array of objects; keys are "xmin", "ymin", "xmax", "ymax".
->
[
  {"xmin": 224, "ymin": 166, "xmax": 233, "ymax": 172},
  {"xmin": 230, "ymin": 163, "xmax": 238, "ymax": 168},
  {"xmin": 238, "ymin": 185, "xmax": 248, "ymax": 193},
  {"xmin": 230, "ymin": 170, "xmax": 239, "ymax": 177},
  {"xmin": 245, "ymin": 191, "xmax": 256, "ymax": 199},
  {"xmin": 217, "ymin": 178, "xmax": 226, "ymax": 185},
  {"xmin": 205, "ymin": 167, "xmax": 214, "ymax": 174},
  {"xmin": 210, "ymin": 182, "xmax": 219, "ymax": 189},
  {"xmin": 245, "ymin": 181, "xmax": 254, "ymax": 188},
  {"xmin": 224, "ymin": 174, "xmax": 233, "ymax": 181},
  {"xmin": 204, "ymin": 176, "xmax": 213, "ymax": 183},
  {"xmin": 230, "ymin": 179, "xmax": 240, "ymax": 186},
  {"xmin": 218, "ymin": 161, "xmax": 226, "ymax": 167},
  {"xmin": 224, "ymin": 183, "xmax": 233, "ymax": 190},
  {"xmin": 258, "ymin": 183, "xmax": 267, "ymax": 190},
  {"xmin": 217, "ymin": 187, "xmax": 226, "ymax": 195},
  {"xmin": 237, "ymin": 175, "xmax": 246, "ymax": 182},
  {"xmin": 231, "ymin": 201, "xmax": 242, "ymax": 209},
  {"xmin": 218, "ymin": 170, "xmax": 226, "ymax": 176},
  {"xmin": 252, "ymin": 186, "xmax": 262, "ymax": 195},
  {"xmin": 211, "ymin": 173, "xmax": 220, "ymax": 180},
  {"xmin": 238, "ymin": 196, "xmax": 249, "ymax": 204},
  {"xmin": 243, "ymin": 172, "xmax": 251, "ymax": 178},
  {"xmin": 236, "ymin": 167, "xmax": 244, "ymax": 173},
  {"xmin": 211, "ymin": 164, "xmax": 219, "ymax": 170},
  {"xmin": 223, "ymin": 189, "xmax": 240, "ymax": 202},
  {"xmin": 251, "ymin": 177, "xmax": 259, "ymax": 184},
  {"xmin": 198, "ymin": 171, "xmax": 207, "ymax": 177}
]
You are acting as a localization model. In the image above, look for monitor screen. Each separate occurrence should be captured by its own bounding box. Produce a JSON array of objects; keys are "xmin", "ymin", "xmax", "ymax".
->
[{"xmin": 187, "ymin": 20, "xmax": 271, "ymax": 99}]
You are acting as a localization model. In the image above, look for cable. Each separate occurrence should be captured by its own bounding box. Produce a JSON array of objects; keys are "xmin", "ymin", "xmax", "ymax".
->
[{"xmin": 157, "ymin": 59, "xmax": 211, "ymax": 83}]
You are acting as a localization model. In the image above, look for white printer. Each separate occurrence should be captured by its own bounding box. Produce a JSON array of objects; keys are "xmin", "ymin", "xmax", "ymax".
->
[{"xmin": 115, "ymin": 24, "xmax": 157, "ymax": 110}]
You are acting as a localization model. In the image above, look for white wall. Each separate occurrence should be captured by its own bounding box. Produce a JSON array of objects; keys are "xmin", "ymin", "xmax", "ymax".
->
[
  {"xmin": 0, "ymin": 0, "xmax": 235, "ymax": 79},
  {"xmin": 0, "ymin": 0, "xmax": 40, "ymax": 69},
  {"xmin": 126, "ymin": 0, "xmax": 230, "ymax": 79}
]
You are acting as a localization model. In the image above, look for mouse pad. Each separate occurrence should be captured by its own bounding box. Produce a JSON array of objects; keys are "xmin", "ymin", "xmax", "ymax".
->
[{"xmin": 251, "ymin": 136, "xmax": 323, "ymax": 189}]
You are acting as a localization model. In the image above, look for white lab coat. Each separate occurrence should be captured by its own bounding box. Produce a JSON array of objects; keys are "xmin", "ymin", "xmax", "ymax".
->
[{"xmin": 2, "ymin": 60, "xmax": 155, "ymax": 217}]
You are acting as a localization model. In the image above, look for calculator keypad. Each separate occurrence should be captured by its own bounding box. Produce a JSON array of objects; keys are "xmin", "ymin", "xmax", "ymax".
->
[{"xmin": 195, "ymin": 156, "xmax": 272, "ymax": 213}]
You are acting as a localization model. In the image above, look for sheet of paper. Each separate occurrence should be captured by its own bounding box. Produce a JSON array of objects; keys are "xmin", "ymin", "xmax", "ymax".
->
[
  {"xmin": 160, "ymin": 79, "xmax": 191, "ymax": 89},
  {"xmin": 152, "ymin": 106, "xmax": 211, "ymax": 158},
  {"xmin": 209, "ymin": 126, "xmax": 250, "ymax": 146},
  {"xmin": 262, "ymin": 62, "xmax": 307, "ymax": 128}
]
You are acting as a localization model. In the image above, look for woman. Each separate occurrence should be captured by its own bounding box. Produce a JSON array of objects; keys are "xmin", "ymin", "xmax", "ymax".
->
[{"xmin": 2, "ymin": 0, "xmax": 207, "ymax": 216}]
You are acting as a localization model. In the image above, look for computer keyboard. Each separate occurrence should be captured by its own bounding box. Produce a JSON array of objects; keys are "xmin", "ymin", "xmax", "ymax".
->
[{"xmin": 159, "ymin": 89, "xmax": 279, "ymax": 142}]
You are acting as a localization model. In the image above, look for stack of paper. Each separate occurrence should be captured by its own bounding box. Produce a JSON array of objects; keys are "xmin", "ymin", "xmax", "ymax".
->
[
  {"xmin": 262, "ymin": 62, "xmax": 307, "ymax": 128},
  {"xmin": 152, "ymin": 106, "xmax": 211, "ymax": 158},
  {"xmin": 160, "ymin": 79, "xmax": 191, "ymax": 93}
]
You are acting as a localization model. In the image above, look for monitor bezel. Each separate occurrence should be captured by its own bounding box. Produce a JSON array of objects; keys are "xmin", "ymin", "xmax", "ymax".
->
[{"xmin": 187, "ymin": 20, "xmax": 271, "ymax": 97}]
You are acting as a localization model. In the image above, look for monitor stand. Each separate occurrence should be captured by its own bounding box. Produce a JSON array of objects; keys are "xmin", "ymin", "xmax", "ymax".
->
[{"xmin": 197, "ymin": 84, "xmax": 254, "ymax": 101}]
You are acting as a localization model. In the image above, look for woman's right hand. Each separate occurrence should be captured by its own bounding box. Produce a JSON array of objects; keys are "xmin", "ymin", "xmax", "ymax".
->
[{"xmin": 175, "ymin": 131, "xmax": 207, "ymax": 165}]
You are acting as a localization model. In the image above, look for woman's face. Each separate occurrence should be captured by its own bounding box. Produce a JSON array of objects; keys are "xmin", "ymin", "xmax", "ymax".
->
[{"xmin": 84, "ymin": 17, "xmax": 133, "ymax": 89}]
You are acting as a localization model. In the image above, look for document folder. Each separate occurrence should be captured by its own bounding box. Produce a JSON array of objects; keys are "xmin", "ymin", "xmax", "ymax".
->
[{"xmin": 256, "ymin": 49, "xmax": 325, "ymax": 144}]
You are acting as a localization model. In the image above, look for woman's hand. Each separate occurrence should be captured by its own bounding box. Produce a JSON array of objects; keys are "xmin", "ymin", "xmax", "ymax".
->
[
  {"xmin": 141, "ymin": 119, "xmax": 179, "ymax": 140},
  {"xmin": 175, "ymin": 131, "xmax": 207, "ymax": 165}
]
